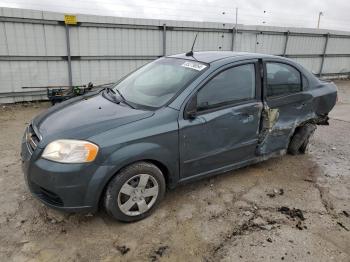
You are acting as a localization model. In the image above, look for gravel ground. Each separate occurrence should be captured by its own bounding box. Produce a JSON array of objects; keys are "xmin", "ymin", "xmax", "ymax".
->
[{"xmin": 0, "ymin": 80, "xmax": 349, "ymax": 262}]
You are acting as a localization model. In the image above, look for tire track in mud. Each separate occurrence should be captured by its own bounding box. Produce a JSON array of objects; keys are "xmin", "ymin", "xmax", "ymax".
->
[{"xmin": 203, "ymin": 156, "xmax": 339, "ymax": 261}]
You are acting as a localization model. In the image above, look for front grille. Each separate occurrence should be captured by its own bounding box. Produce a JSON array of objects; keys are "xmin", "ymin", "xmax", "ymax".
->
[{"xmin": 27, "ymin": 125, "xmax": 40, "ymax": 151}]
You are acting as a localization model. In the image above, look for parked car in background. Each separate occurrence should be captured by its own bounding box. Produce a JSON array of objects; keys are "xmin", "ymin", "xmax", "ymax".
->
[{"xmin": 21, "ymin": 51, "xmax": 337, "ymax": 222}]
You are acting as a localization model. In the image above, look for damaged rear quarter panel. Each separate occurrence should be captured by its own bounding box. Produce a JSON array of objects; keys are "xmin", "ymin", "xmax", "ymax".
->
[{"xmin": 257, "ymin": 64, "xmax": 337, "ymax": 156}]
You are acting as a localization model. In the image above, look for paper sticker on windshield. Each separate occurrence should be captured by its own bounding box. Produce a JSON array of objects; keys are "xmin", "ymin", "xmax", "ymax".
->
[{"xmin": 181, "ymin": 61, "xmax": 207, "ymax": 71}]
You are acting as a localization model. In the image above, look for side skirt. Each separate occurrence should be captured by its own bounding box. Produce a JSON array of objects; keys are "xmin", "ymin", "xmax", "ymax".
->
[{"xmin": 176, "ymin": 149, "xmax": 286, "ymax": 186}]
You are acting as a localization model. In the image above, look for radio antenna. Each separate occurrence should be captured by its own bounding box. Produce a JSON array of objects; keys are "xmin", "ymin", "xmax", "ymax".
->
[{"xmin": 186, "ymin": 33, "xmax": 198, "ymax": 56}]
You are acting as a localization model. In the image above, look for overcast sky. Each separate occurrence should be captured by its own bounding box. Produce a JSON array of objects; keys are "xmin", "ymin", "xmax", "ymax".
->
[{"xmin": 0, "ymin": 0, "xmax": 349, "ymax": 31}]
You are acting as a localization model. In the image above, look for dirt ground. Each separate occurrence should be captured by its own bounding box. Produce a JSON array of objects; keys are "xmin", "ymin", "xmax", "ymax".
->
[{"xmin": 0, "ymin": 80, "xmax": 349, "ymax": 262}]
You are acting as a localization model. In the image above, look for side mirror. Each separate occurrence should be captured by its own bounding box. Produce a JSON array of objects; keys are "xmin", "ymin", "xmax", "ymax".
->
[{"xmin": 184, "ymin": 95, "xmax": 197, "ymax": 120}]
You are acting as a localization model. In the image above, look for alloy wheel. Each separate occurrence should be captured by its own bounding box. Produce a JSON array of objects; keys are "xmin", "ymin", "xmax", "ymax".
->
[{"xmin": 117, "ymin": 174, "xmax": 159, "ymax": 216}]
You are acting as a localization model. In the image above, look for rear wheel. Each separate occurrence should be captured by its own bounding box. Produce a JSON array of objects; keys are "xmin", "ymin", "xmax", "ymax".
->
[
  {"xmin": 104, "ymin": 162, "xmax": 166, "ymax": 222},
  {"xmin": 288, "ymin": 123, "xmax": 316, "ymax": 155}
]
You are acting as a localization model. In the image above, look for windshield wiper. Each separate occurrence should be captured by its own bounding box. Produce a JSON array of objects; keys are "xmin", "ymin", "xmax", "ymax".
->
[
  {"xmin": 115, "ymin": 89, "xmax": 135, "ymax": 109},
  {"xmin": 106, "ymin": 86, "xmax": 116, "ymax": 94},
  {"xmin": 102, "ymin": 86, "xmax": 121, "ymax": 104}
]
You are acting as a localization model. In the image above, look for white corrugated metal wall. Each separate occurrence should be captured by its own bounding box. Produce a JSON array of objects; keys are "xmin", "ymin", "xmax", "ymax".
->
[{"xmin": 1, "ymin": 7, "xmax": 350, "ymax": 103}]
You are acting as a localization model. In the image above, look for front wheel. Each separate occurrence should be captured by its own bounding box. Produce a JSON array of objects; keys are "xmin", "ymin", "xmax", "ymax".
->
[{"xmin": 104, "ymin": 162, "xmax": 166, "ymax": 222}]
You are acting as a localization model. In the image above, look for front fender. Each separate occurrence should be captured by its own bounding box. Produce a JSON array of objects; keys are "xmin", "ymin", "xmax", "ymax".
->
[
  {"xmin": 105, "ymin": 142, "xmax": 178, "ymax": 178},
  {"xmin": 87, "ymin": 142, "xmax": 179, "ymax": 209}
]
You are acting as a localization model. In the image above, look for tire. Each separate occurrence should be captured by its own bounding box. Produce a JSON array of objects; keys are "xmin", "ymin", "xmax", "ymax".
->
[
  {"xmin": 288, "ymin": 123, "xmax": 316, "ymax": 155},
  {"xmin": 104, "ymin": 161, "xmax": 166, "ymax": 222}
]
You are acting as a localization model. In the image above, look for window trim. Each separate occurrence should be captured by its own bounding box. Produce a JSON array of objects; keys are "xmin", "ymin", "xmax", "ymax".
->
[
  {"xmin": 264, "ymin": 61, "xmax": 304, "ymax": 99},
  {"xmin": 193, "ymin": 62, "xmax": 259, "ymax": 115}
]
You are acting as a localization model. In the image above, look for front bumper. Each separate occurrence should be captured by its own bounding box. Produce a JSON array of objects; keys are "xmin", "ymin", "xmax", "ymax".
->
[{"xmin": 21, "ymin": 127, "xmax": 114, "ymax": 213}]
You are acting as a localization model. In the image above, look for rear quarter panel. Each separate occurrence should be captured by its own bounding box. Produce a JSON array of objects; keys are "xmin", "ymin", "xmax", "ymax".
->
[{"xmin": 311, "ymin": 80, "xmax": 337, "ymax": 115}]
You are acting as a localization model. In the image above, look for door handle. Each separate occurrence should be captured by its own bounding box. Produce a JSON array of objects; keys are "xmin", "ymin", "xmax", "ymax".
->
[
  {"xmin": 232, "ymin": 111, "xmax": 254, "ymax": 123},
  {"xmin": 231, "ymin": 111, "xmax": 242, "ymax": 116},
  {"xmin": 241, "ymin": 114, "xmax": 254, "ymax": 123},
  {"xmin": 295, "ymin": 103, "xmax": 306, "ymax": 110}
]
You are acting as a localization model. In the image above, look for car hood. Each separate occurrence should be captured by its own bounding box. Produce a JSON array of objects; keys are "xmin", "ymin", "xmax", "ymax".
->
[{"xmin": 32, "ymin": 93, "xmax": 154, "ymax": 147}]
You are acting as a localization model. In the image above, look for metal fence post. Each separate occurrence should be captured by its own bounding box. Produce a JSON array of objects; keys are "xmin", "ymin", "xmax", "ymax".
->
[
  {"xmin": 162, "ymin": 24, "xmax": 167, "ymax": 56},
  {"xmin": 283, "ymin": 31, "xmax": 290, "ymax": 56},
  {"xmin": 65, "ymin": 24, "xmax": 73, "ymax": 86},
  {"xmin": 231, "ymin": 28, "xmax": 235, "ymax": 51},
  {"xmin": 319, "ymin": 33, "xmax": 330, "ymax": 77},
  {"xmin": 231, "ymin": 27, "xmax": 237, "ymax": 51}
]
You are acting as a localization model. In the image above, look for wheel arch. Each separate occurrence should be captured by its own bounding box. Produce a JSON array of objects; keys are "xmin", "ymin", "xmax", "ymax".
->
[
  {"xmin": 288, "ymin": 121, "xmax": 317, "ymax": 155},
  {"xmin": 96, "ymin": 157, "xmax": 175, "ymax": 211}
]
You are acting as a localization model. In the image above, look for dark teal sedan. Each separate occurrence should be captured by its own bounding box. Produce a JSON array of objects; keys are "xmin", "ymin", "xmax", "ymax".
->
[{"xmin": 21, "ymin": 51, "xmax": 337, "ymax": 222}]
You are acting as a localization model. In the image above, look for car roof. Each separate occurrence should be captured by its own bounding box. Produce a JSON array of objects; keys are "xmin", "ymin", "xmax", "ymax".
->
[{"xmin": 168, "ymin": 51, "xmax": 281, "ymax": 64}]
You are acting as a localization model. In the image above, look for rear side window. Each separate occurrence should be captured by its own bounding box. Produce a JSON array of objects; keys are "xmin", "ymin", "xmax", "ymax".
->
[
  {"xmin": 266, "ymin": 62, "xmax": 302, "ymax": 97},
  {"xmin": 197, "ymin": 64, "xmax": 256, "ymax": 110}
]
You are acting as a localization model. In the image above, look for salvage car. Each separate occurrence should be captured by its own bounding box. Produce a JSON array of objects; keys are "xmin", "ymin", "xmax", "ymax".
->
[{"xmin": 21, "ymin": 51, "xmax": 337, "ymax": 222}]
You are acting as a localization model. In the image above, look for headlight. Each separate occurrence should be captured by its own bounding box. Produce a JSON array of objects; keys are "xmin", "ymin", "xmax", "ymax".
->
[{"xmin": 42, "ymin": 139, "xmax": 99, "ymax": 163}]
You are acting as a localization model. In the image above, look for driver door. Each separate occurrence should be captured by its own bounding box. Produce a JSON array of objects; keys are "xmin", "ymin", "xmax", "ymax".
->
[{"xmin": 178, "ymin": 61, "xmax": 263, "ymax": 179}]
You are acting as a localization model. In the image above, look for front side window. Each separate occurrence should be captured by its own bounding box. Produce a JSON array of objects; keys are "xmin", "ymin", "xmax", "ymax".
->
[
  {"xmin": 197, "ymin": 64, "xmax": 256, "ymax": 111},
  {"xmin": 113, "ymin": 58, "xmax": 207, "ymax": 108},
  {"xmin": 266, "ymin": 62, "xmax": 302, "ymax": 97}
]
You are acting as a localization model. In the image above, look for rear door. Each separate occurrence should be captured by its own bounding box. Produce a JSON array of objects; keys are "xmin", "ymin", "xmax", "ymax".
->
[
  {"xmin": 257, "ymin": 60, "xmax": 313, "ymax": 155},
  {"xmin": 178, "ymin": 60, "xmax": 263, "ymax": 179}
]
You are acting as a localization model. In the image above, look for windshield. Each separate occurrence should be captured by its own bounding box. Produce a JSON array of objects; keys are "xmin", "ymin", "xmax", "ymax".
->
[{"xmin": 113, "ymin": 58, "xmax": 207, "ymax": 108}]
